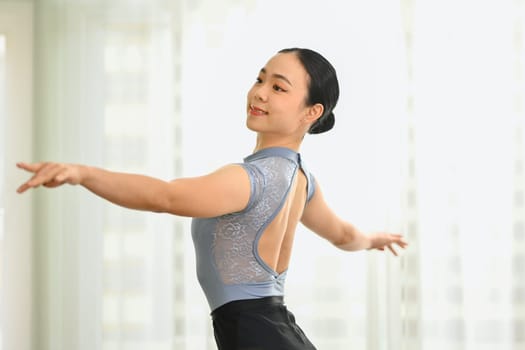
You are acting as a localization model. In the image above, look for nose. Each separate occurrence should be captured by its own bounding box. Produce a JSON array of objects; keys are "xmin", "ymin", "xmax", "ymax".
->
[{"xmin": 253, "ymin": 85, "xmax": 268, "ymax": 102}]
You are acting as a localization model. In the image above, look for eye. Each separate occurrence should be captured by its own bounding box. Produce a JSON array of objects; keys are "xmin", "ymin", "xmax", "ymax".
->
[
  {"xmin": 255, "ymin": 77, "xmax": 263, "ymax": 84},
  {"xmin": 273, "ymin": 84, "xmax": 287, "ymax": 92}
]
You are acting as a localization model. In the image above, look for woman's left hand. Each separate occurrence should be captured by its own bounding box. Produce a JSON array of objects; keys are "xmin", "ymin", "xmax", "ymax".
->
[{"xmin": 369, "ymin": 233, "xmax": 408, "ymax": 256}]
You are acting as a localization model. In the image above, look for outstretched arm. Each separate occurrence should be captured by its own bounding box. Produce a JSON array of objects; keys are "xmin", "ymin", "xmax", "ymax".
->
[
  {"xmin": 16, "ymin": 162, "xmax": 251, "ymax": 218},
  {"xmin": 301, "ymin": 180, "xmax": 407, "ymax": 256}
]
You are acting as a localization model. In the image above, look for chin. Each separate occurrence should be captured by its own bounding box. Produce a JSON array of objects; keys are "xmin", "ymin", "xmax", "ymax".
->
[{"xmin": 246, "ymin": 118, "xmax": 260, "ymax": 132}]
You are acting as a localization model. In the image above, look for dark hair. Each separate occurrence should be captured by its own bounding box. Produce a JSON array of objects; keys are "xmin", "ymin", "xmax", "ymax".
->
[{"xmin": 278, "ymin": 48, "xmax": 339, "ymax": 134}]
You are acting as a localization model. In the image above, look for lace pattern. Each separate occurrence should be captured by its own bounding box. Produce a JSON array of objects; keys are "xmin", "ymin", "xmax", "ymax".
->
[{"xmin": 213, "ymin": 157, "xmax": 297, "ymax": 284}]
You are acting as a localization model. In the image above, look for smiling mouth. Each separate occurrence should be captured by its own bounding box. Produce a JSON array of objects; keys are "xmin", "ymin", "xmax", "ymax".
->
[{"xmin": 249, "ymin": 105, "xmax": 268, "ymax": 116}]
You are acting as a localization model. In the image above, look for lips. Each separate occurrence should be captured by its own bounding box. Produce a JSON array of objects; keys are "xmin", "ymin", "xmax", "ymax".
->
[{"xmin": 249, "ymin": 105, "xmax": 268, "ymax": 116}]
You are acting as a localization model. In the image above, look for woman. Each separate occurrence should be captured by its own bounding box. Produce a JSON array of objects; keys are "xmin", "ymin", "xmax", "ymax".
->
[{"xmin": 17, "ymin": 48, "xmax": 407, "ymax": 349}]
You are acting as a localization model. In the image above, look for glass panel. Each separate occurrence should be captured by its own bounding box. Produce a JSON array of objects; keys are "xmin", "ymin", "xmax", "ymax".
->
[
  {"xmin": 101, "ymin": 19, "xmax": 180, "ymax": 349},
  {"xmin": 102, "ymin": 25, "xmax": 152, "ymax": 347}
]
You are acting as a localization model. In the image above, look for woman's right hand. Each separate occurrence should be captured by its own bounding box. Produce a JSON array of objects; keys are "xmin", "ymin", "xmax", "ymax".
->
[{"xmin": 16, "ymin": 162, "xmax": 83, "ymax": 194}]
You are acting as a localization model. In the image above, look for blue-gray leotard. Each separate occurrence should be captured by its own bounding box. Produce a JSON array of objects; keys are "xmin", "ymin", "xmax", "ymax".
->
[{"xmin": 191, "ymin": 147, "xmax": 316, "ymax": 312}]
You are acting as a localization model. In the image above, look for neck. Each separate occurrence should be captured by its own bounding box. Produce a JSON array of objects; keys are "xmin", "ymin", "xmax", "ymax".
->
[{"xmin": 253, "ymin": 133, "xmax": 303, "ymax": 153}]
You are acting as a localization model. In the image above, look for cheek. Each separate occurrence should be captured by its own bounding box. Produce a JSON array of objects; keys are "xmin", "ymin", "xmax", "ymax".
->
[{"xmin": 290, "ymin": 98, "xmax": 308, "ymax": 116}]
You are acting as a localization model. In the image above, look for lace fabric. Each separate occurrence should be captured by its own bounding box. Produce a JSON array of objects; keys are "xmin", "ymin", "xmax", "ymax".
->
[{"xmin": 213, "ymin": 157, "xmax": 297, "ymax": 284}]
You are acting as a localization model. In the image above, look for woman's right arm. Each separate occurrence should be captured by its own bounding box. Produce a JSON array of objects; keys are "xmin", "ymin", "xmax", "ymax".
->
[{"xmin": 16, "ymin": 162, "xmax": 251, "ymax": 218}]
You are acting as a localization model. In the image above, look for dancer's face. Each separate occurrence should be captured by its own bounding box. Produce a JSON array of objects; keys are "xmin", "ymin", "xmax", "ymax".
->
[{"xmin": 246, "ymin": 52, "xmax": 320, "ymax": 136}]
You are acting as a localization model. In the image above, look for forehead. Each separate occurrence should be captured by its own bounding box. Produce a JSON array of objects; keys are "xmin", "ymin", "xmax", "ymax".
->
[{"xmin": 262, "ymin": 52, "xmax": 309, "ymax": 88}]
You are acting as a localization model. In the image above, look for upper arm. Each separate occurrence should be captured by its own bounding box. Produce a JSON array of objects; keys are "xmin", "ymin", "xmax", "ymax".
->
[
  {"xmin": 164, "ymin": 164, "xmax": 252, "ymax": 218},
  {"xmin": 301, "ymin": 180, "xmax": 346, "ymax": 245}
]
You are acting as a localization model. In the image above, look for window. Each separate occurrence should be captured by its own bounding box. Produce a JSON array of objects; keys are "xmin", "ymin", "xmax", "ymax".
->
[{"xmin": 101, "ymin": 18, "xmax": 184, "ymax": 350}]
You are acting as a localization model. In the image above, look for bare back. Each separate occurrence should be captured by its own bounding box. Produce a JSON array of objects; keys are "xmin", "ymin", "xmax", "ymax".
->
[{"xmin": 257, "ymin": 169, "xmax": 308, "ymax": 274}]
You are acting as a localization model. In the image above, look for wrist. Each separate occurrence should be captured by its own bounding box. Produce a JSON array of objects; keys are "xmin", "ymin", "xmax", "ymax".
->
[
  {"xmin": 77, "ymin": 165, "xmax": 92, "ymax": 186},
  {"xmin": 366, "ymin": 233, "xmax": 376, "ymax": 250}
]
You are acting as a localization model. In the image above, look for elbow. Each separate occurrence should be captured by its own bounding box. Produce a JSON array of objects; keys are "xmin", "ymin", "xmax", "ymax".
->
[
  {"xmin": 150, "ymin": 182, "xmax": 181, "ymax": 215},
  {"xmin": 155, "ymin": 187, "xmax": 193, "ymax": 217},
  {"xmin": 157, "ymin": 194, "xmax": 180, "ymax": 215},
  {"xmin": 332, "ymin": 236, "xmax": 351, "ymax": 250},
  {"xmin": 331, "ymin": 225, "xmax": 362, "ymax": 251},
  {"xmin": 331, "ymin": 228, "xmax": 352, "ymax": 249},
  {"xmin": 145, "ymin": 197, "xmax": 171, "ymax": 214}
]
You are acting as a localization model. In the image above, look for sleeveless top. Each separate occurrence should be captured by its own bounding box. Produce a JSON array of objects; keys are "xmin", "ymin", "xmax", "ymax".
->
[{"xmin": 191, "ymin": 147, "xmax": 316, "ymax": 311}]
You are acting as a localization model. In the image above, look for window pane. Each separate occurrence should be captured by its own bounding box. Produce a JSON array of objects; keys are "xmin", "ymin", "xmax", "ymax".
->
[{"xmin": 101, "ymin": 18, "xmax": 181, "ymax": 349}]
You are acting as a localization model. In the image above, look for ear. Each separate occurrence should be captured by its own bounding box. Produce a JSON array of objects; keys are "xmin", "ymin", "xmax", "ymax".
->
[{"xmin": 302, "ymin": 103, "xmax": 324, "ymax": 124}]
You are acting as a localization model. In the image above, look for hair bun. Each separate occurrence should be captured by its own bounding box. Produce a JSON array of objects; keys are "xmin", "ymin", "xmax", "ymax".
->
[{"xmin": 308, "ymin": 112, "xmax": 335, "ymax": 134}]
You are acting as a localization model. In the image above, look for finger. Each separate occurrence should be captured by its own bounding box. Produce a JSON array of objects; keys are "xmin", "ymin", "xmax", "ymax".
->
[
  {"xmin": 388, "ymin": 234, "xmax": 408, "ymax": 246},
  {"xmin": 21, "ymin": 172, "xmax": 49, "ymax": 190},
  {"xmin": 387, "ymin": 244, "xmax": 398, "ymax": 256},
  {"xmin": 17, "ymin": 170, "xmax": 66, "ymax": 193},
  {"xmin": 16, "ymin": 182, "xmax": 34, "ymax": 194},
  {"xmin": 17, "ymin": 169, "xmax": 49, "ymax": 192},
  {"xmin": 397, "ymin": 238, "xmax": 409, "ymax": 247},
  {"xmin": 29, "ymin": 163, "xmax": 64, "ymax": 188},
  {"xmin": 391, "ymin": 233, "xmax": 406, "ymax": 241},
  {"xmin": 17, "ymin": 167, "xmax": 66, "ymax": 193},
  {"xmin": 398, "ymin": 239, "xmax": 408, "ymax": 246},
  {"xmin": 17, "ymin": 172, "xmax": 47, "ymax": 192},
  {"xmin": 34, "ymin": 163, "xmax": 61, "ymax": 179},
  {"xmin": 16, "ymin": 162, "xmax": 45, "ymax": 173}
]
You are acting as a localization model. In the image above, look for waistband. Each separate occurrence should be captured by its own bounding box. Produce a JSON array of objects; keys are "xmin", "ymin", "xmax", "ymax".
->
[{"xmin": 211, "ymin": 296, "xmax": 284, "ymax": 319}]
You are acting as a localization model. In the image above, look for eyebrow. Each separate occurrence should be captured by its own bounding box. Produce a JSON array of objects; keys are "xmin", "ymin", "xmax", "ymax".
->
[{"xmin": 260, "ymin": 68, "xmax": 293, "ymax": 86}]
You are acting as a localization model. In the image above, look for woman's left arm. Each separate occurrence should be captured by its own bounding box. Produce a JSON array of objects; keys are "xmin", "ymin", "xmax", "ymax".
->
[{"xmin": 301, "ymin": 180, "xmax": 408, "ymax": 256}]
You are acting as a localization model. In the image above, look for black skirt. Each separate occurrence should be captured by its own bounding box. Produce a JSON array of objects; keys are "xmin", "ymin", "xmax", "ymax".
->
[{"xmin": 211, "ymin": 296, "xmax": 317, "ymax": 350}]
